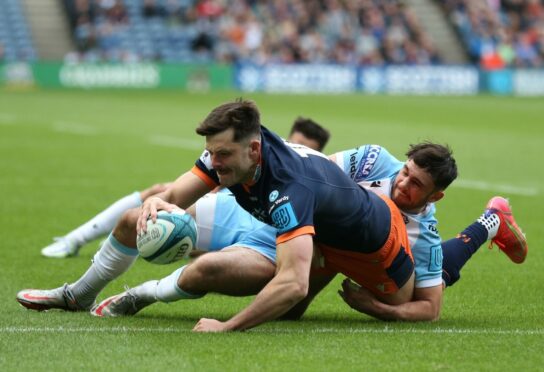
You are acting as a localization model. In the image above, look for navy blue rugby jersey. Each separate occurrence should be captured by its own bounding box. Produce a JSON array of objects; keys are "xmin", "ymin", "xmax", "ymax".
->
[{"xmin": 192, "ymin": 126, "xmax": 391, "ymax": 253}]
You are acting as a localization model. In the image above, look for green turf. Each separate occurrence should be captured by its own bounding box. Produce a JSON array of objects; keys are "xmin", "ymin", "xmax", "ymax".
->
[{"xmin": 1, "ymin": 89, "xmax": 543, "ymax": 370}]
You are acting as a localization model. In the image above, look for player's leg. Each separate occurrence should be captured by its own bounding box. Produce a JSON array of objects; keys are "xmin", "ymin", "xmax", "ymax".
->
[
  {"xmin": 41, "ymin": 183, "xmax": 171, "ymax": 258},
  {"xmin": 17, "ymin": 208, "xmax": 141, "ymax": 311},
  {"xmin": 442, "ymin": 196, "xmax": 528, "ymax": 287},
  {"xmin": 91, "ymin": 247, "xmax": 276, "ymax": 317},
  {"xmin": 91, "ymin": 192, "xmax": 278, "ymax": 317},
  {"xmin": 373, "ymin": 271, "xmax": 415, "ymax": 305},
  {"xmin": 179, "ymin": 247, "xmax": 275, "ymax": 295}
]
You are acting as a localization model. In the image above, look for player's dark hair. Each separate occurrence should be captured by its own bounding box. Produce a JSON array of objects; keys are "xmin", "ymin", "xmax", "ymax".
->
[
  {"xmin": 196, "ymin": 98, "xmax": 261, "ymax": 142},
  {"xmin": 289, "ymin": 117, "xmax": 331, "ymax": 151},
  {"xmin": 406, "ymin": 142, "xmax": 457, "ymax": 190}
]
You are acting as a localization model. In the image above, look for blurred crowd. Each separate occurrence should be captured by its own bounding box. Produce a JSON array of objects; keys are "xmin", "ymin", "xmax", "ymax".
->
[
  {"xmin": 62, "ymin": 0, "xmax": 441, "ymax": 65},
  {"xmin": 442, "ymin": 0, "xmax": 544, "ymax": 68}
]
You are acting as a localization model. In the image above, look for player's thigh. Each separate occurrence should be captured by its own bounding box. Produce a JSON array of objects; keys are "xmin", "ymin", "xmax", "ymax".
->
[
  {"xmin": 374, "ymin": 271, "xmax": 415, "ymax": 306},
  {"xmin": 215, "ymin": 246, "xmax": 276, "ymax": 282},
  {"xmin": 181, "ymin": 247, "xmax": 275, "ymax": 295}
]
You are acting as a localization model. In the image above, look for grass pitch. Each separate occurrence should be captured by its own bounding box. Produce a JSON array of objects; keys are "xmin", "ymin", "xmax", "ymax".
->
[{"xmin": 1, "ymin": 89, "xmax": 543, "ymax": 370}]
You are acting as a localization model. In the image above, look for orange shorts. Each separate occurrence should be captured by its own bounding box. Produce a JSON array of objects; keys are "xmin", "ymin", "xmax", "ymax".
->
[{"xmin": 314, "ymin": 195, "xmax": 414, "ymax": 296}]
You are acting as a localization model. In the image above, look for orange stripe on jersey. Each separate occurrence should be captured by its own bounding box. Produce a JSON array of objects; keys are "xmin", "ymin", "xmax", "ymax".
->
[
  {"xmin": 191, "ymin": 166, "xmax": 218, "ymax": 190},
  {"xmin": 276, "ymin": 226, "xmax": 315, "ymax": 245}
]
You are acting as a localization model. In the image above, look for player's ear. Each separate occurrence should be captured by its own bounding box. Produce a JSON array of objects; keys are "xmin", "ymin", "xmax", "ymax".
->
[
  {"xmin": 249, "ymin": 139, "xmax": 261, "ymax": 157},
  {"xmin": 429, "ymin": 190, "xmax": 444, "ymax": 203}
]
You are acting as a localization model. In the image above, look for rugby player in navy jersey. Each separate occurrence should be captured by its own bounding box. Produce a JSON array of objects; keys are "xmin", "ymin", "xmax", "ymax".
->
[{"xmin": 136, "ymin": 99, "xmax": 439, "ymax": 332}]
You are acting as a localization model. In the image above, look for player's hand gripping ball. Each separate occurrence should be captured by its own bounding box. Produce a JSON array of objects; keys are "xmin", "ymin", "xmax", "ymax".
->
[{"xmin": 137, "ymin": 210, "xmax": 197, "ymax": 264}]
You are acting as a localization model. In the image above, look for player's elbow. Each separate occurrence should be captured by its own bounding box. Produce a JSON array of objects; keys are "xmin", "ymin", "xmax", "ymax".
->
[
  {"xmin": 429, "ymin": 307, "xmax": 441, "ymax": 321},
  {"xmin": 287, "ymin": 279, "xmax": 309, "ymax": 305},
  {"xmin": 420, "ymin": 303, "xmax": 441, "ymax": 322}
]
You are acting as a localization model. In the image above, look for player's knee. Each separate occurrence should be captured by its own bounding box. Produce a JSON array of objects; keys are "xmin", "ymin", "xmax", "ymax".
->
[
  {"xmin": 112, "ymin": 208, "xmax": 139, "ymax": 245},
  {"xmin": 177, "ymin": 254, "xmax": 222, "ymax": 292},
  {"xmin": 117, "ymin": 208, "xmax": 139, "ymax": 229}
]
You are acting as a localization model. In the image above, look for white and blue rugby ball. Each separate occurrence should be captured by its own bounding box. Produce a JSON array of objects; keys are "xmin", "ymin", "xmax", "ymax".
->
[{"xmin": 137, "ymin": 210, "xmax": 198, "ymax": 265}]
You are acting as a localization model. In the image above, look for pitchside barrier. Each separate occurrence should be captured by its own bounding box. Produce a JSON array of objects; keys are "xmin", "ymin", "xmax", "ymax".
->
[{"xmin": 1, "ymin": 62, "xmax": 543, "ymax": 96}]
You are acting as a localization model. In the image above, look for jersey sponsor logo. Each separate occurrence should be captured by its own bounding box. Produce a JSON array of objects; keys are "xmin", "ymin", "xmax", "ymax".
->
[
  {"xmin": 348, "ymin": 151, "xmax": 358, "ymax": 179},
  {"xmin": 428, "ymin": 223, "xmax": 438, "ymax": 234},
  {"xmin": 370, "ymin": 180, "xmax": 382, "ymax": 188},
  {"xmin": 268, "ymin": 195, "xmax": 289, "ymax": 214},
  {"xmin": 355, "ymin": 145, "xmax": 381, "ymax": 179},
  {"xmin": 429, "ymin": 246, "xmax": 443, "ymax": 272},
  {"xmin": 271, "ymin": 203, "xmax": 299, "ymax": 233},
  {"xmin": 199, "ymin": 150, "xmax": 213, "ymax": 170},
  {"xmin": 269, "ymin": 190, "xmax": 279, "ymax": 202}
]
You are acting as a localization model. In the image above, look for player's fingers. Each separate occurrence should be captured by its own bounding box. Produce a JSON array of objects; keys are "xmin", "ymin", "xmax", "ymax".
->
[
  {"xmin": 192, "ymin": 321, "xmax": 201, "ymax": 332},
  {"xmin": 161, "ymin": 202, "xmax": 176, "ymax": 213},
  {"xmin": 344, "ymin": 278, "xmax": 360, "ymax": 291},
  {"xmin": 148, "ymin": 204, "xmax": 158, "ymax": 224},
  {"xmin": 339, "ymin": 290, "xmax": 355, "ymax": 309},
  {"xmin": 137, "ymin": 208, "xmax": 148, "ymax": 234},
  {"xmin": 341, "ymin": 278, "xmax": 352, "ymax": 293}
]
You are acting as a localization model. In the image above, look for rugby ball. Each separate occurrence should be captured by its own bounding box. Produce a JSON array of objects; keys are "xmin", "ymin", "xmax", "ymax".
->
[{"xmin": 137, "ymin": 210, "xmax": 197, "ymax": 264}]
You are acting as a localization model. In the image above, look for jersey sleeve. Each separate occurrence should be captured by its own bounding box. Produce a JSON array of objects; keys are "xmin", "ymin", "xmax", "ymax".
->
[
  {"xmin": 333, "ymin": 145, "xmax": 404, "ymax": 183},
  {"xmin": 192, "ymin": 150, "xmax": 220, "ymax": 189},
  {"xmin": 411, "ymin": 221, "xmax": 443, "ymax": 289},
  {"xmin": 267, "ymin": 183, "xmax": 316, "ymax": 245}
]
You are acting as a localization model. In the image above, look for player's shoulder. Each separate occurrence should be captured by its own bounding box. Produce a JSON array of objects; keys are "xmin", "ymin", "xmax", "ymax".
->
[{"xmin": 333, "ymin": 144, "xmax": 403, "ymax": 182}]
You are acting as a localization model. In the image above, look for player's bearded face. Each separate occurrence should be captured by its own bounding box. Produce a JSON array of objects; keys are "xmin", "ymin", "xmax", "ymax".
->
[
  {"xmin": 207, "ymin": 130, "xmax": 258, "ymax": 187},
  {"xmin": 391, "ymin": 160, "xmax": 440, "ymax": 213}
]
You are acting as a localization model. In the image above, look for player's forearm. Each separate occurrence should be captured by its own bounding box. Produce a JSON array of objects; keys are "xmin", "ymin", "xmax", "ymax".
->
[
  {"xmin": 223, "ymin": 275, "xmax": 308, "ymax": 331},
  {"xmin": 365, "ymin": 298, "xmax": 441, "ymax": 322},
  {"xmin": 161, "ymin": 171, "xmax": 210, "ymax": 208}
]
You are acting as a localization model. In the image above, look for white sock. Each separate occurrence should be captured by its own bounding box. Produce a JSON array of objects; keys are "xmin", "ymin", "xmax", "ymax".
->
[
  {"xmin": 477, "ymin": 212, "xmax": 501, "ymax": 240},
  {"xmin": 65, "ymin": 192, "xmax": 142, "ymax": 247},
  {"xmin": 147, "ymin": 265, "xmax": 204, "ymax": 303},
  {"xmin": 69, "ymin": 234, "xmax": 138, "ymax": 308}
]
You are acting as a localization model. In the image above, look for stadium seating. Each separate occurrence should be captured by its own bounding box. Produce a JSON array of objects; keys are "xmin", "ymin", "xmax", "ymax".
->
[
  {"xmin": 61, "ymin": 0, "xmax": 442, "ymax": 64},
  {"xmin": 0, "ymin": 0, "xmax": 37, "ymax": 62},
  {"xmin": 440, "ymin": 0, "xmax": 543, "ymax": 68}
]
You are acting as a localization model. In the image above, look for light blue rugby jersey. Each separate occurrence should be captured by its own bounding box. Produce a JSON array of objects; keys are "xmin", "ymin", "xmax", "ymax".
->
[
  {"xmin": 333, "ymin": 145, "xmax": 443, "ymax": 289},
  {"xmin": 196, "ymin": 189, "xmax": 277, "ymax": 263}
]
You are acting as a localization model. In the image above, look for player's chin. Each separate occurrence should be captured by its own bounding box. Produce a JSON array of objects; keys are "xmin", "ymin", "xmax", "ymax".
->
[
  {"xmin": 391, "ymin": 194, "xmax": 410, "ymax": 210},
  {"xmin": 217, "ymin": 174, "xmax": 234, "ymax": 187}
]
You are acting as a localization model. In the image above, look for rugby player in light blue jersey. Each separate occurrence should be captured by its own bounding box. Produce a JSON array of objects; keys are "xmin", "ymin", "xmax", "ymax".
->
[{"xmin": 333, "ymin": 145, "xmax": 527, "ymax": 321}]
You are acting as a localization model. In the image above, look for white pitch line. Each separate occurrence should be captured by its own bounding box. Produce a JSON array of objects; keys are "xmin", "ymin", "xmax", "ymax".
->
[
  {"xmin": 1, "ymin": 326, "xmax": 542, "ymax": 336},
  {"xmin": 149, "ymin": 135, "xmax": 203, "ymax": 150},
  {"xmin": 454, "ymin": 179, "xmax": 539, "ymax": 197},
  {"xmin": 53, "ymin": 121, "xmax": 99, "ymax": 136}
]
